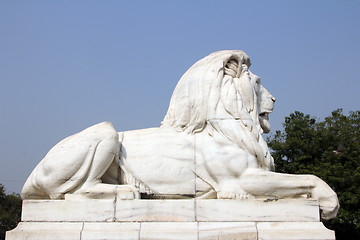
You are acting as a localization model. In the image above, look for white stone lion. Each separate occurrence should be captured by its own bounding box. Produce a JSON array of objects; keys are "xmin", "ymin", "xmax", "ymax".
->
[{"xmin": 21, "ymin": 50, "xmax": 339, "ymax": 220}]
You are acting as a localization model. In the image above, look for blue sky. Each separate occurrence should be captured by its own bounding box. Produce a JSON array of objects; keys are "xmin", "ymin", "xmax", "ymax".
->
[{"xmin": 1, "ymin": 1, "xmax": 359, "ymax": 193}]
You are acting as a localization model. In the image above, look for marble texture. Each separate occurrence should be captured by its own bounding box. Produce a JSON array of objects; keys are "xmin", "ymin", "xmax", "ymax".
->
[
  {"xmin": 21, "ymin": 200, "xmax": 115, "ymax": 222},
  {"xmin": 196, "ymin": 199, "xmax": 319, "ymax": 222},
  {"xmin": 140, "ymin": 222, "xmax": 198, "ymax": 240},
  {"xmin": 7, "ymin": 222, "xmax": 335, "ymax": 240},
  {"xmin": 256, "ymin": 222, "xmax": 335, "ymax": 240},
  {"xmin": 6, "ymin": 222, "xmax": 83, "ymax": 240},
  {"xmin": 7, "ymin": 199, "xmax": 335, "ymax": 239},
  {"xmin": 81, "ymin": 223, "xmax": 140, "ymax": 240},
  {"xmin": 7, "ymin": 222, "xmax": 334, "ymax": 240},
  {"xmin": 5, "ymin": 51, "xmax": 342, "ymax": 239},
  {"xmin": 19, "ymin": 50, "xmax": 338, "ymax": 229},
  {"xmin": 116, "ymin": 199, "xmax": 195, "ymax": 222},
  {"xmin": 198, "ymin": 222, "xmax": 257, "ymax": 240},
  {"xmin": 10, "ymin": 50, "xmax": 340, "ymax": 239},
  {"xmin": 7, "ymin": 202, "xmax": 335, "ymax": 240},
  {"xmin": 19, "ymin": 199, "xmax": 320, "ymax": 223}
]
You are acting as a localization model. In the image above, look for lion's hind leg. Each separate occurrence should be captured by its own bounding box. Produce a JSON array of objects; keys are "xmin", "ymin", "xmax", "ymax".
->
[
  {"xmin": 21, "ymin": 171, "xmax": 50, "ymax": 199},
  {"xmin": 69, "ymin": 134, "xmax": 139, "ymax": 200}
]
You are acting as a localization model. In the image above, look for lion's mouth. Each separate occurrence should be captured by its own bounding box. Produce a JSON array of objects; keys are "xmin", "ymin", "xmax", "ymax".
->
[
  {"xmin": 259, "ymin": 112, "xmax": 270, "ymax": 120},
  {"xmin": 259, "ymin": 111, "xmax": 272, "ymax": 133}
]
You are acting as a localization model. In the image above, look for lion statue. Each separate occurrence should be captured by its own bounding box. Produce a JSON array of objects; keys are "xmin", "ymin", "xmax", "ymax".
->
[{"xmin": 21, "ymin": 50, "xmax": 339, "ymax": 220}]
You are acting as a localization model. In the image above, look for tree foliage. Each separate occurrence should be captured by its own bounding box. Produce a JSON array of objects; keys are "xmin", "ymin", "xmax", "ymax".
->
[
  {"xmin": 0, "ymin": 184, "xmax": 22, "ymax": 240},
  {"xmin": 268, "ymin": 109, "xmax": 360, "ymax": 239}
]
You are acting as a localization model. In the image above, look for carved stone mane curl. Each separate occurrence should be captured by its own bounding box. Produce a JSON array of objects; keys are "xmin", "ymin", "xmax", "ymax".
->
[{"xmin": 161, "ymin": 50, "xmax": 274, "ymax": 170}]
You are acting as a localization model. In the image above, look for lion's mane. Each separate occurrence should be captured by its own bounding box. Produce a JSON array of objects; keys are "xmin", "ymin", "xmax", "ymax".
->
[{"xmin": 161, "ymin": 50, "xmax": 274, "ymax": 170}]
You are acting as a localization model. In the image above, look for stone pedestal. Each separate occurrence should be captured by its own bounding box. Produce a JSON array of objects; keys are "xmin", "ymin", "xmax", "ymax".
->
[{"xmin": 6, "ymin": 199, "xmax": 335, "ymax": 240}]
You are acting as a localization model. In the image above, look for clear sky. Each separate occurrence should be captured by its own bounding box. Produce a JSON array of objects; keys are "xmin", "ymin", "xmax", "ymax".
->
[{"xmin": 1, "ymin": 1, "xmax": 359, "ymax": 193}]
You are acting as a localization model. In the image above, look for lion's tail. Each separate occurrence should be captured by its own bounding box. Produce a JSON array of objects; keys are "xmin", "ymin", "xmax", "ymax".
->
[{"xmin": 119, "ymin": 165, "xmax": 153, "ymax": 195}]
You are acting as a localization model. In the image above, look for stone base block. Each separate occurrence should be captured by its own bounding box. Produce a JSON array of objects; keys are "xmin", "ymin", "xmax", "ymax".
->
[
  {"xmin": 6, "ymin": 222, "xmax": 83, "ymax": 240},
  {"xmin": 257, "ymin": 222, "xmax": 335, "ymax": 240},
  {"xmin": 20, "ymin": 199, "xmax": 320, "ymax": 222},
  {"xmin": 6, "ymin": 221, "xmax": 334, "ymax": 240},
  {"xmin": 6, "ymin": 199, "xmax": 335, "ymax": 240}
]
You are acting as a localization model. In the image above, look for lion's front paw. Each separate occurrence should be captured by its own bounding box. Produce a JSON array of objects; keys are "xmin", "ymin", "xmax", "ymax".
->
[
  {"xmin": 311, "ymin": 176, "xmax": 340, "ymax": 220},
  {"xmin": 320, "ymin": 194, "xmax": 339, "ymax": 220},
  {"xmin": 217, "ymin": 191, "xmax": 250, "ymax": 199}
]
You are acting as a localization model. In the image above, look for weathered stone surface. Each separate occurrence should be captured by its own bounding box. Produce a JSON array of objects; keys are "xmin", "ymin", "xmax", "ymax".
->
[
  {"xmin": 257, "ymin": 222, "xmax": 335, "ymax": 240},
  {"xmin": 20, "ymin": 50, "xmax": 339, "ymax": 221},
  {"xmin": 116, "ymin": 199, "xmax": 195, "ymax": 222},
  {"xmin": 8, "ymin": 51, "xmax": 339, "ymax": 239},
  {"xmin": 20, "ymin": 199, "xmax": 319, "ymax": 223},
  {"xmin": 6, "ymin": 199, "xmax": 335, "ymax": 239},
  {"xmin": 6, "ymin": 221, "xmax": 335, "ymax": 240},
  {"xmin": 6, "ymin": 222, "xmax": 83, "ymax": 240},
  {"xmin": 82, "ymin": 223, "xmax": 140, "ymax": 240},
  {"xmin": 196, "ymin": 199, "xmax": 319, "ymax": 222},
  {"xmin": 140, "ymin": 222, "xmax": 198, "ymax": 240},
  {"xmin": 21, "ymin": 200, "xmax": 115, "ymax": 222},
  {"xmin": 198, "ymin": 222, "xmax": 257, "ymax": 240}
]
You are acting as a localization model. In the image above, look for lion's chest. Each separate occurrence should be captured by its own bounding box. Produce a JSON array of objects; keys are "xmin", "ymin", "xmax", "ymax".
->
[{"xmin": 195, "ymin": 132, "xmax": 257, "ymax": 179}]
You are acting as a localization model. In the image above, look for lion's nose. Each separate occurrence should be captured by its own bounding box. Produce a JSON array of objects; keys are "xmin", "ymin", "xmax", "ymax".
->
[{"xmin": 271, "ymin": 97, "xmax": 276, "ymax": 102}]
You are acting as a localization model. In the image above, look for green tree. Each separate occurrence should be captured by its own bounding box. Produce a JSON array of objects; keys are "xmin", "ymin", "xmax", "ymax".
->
[
  {"xmin": 268, "ymin": 109, "xmax": 360, "ymax": 240},
  {"xmin": 0, "ymin": 184, "xmax": 22, "ymax": 240}
]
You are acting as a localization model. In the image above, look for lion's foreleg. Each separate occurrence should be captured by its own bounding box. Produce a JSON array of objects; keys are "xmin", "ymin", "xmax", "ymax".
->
[
  {"xmin": 239, "ymin": 169, "xmax": 315, "ymax": 198},
  {"xmin": 239, "ymin": 168, "xmax": 339, "ymax": 220}
]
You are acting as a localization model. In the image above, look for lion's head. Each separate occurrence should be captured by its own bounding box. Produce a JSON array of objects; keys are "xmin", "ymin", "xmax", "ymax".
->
[
  {"xmin": 162, "ymin": 50, "xmax": 275, "ymax": 133},
  {"xmin": 161, "ymin": 50, "xmax": 276, "ymax": 170}
]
